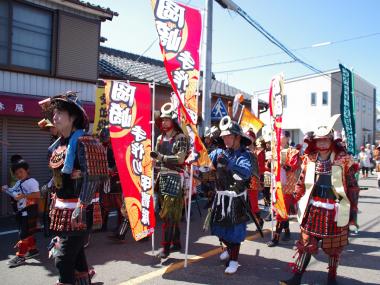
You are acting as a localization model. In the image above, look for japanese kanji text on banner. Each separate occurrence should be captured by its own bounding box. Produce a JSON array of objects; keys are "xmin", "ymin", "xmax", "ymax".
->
[{"xmin": 108, "ymin": 81, "xmax": 155, "ymax": 241}]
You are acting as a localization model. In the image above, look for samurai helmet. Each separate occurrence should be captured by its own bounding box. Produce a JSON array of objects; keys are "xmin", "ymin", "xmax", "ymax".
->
[
  {"xmin": 313, "ymin": 114, "xmax": 341, "ymax": 140},
  {"xmin": 219, "ymin": 116, "xmax": 251, "ymax": 146},
  {"xmin": 160, "ymin": 102, "xmax": 178, "ymax": 120}
]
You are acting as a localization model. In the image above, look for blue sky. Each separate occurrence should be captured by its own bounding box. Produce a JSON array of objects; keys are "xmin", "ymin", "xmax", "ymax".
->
[{"xmin": 95, "ymin": 0, "xmax": 380, "ymax": 96}]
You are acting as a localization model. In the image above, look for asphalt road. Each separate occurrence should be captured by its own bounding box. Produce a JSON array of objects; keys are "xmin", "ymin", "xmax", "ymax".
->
[{"xmin": 1, "ymin": 175, "xmax": 379, "ymax": 285}]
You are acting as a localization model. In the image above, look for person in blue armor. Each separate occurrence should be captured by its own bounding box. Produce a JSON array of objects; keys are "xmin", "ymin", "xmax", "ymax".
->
[{"xmin": 209, "ymin": 116, "xmax": 254, "ymax": 275}]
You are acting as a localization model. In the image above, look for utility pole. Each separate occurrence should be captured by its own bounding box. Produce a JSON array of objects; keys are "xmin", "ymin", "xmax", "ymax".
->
[{"xmin": 201, "ymin": 0, "xmax": 213, "ymax": 133}]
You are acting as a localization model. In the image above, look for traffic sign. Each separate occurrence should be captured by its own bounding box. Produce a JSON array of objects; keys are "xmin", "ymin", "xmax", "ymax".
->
[{"xmin": 211, "ymin": 98, "xmax": 228, "ymax": 120}]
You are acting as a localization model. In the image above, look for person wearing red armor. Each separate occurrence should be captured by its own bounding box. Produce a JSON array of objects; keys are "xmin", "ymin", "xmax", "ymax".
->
[
  {"xmin": 268, "ymin": 133, "xmax": 302, "ymax": 247},
  {"xmin": 280, "ymin": 114, "xmax": 360, "ymax": 285},
  {"xmin": 245, "ymin": 130, "xmax": 264, "ymax": 229}
]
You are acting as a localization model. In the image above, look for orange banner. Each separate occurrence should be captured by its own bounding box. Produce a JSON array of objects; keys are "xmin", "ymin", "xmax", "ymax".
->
[
  {"xmin": 108, "ymin": 81, "xmax": 155, "ymax": 241},
  {"xmin": 239, "ymin": 107, "xmax": 264, "ymax": 134}
]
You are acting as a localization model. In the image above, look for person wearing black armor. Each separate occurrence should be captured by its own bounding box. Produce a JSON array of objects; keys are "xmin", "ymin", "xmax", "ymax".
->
[
  {"xmin": 42, "ymin": 92, "xmax": 108, "ymax": 285},
  {"xmin": 150, "ymin": 103, "xmax": 189, "ymax": 259},
  {"xmin": 209, "ymin": 116, "xmax": 254, "ymax": 275}
]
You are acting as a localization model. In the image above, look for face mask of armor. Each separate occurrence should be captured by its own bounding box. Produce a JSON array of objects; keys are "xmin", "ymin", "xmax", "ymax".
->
[
  {"xmin": 316, "ymin": 138, "xmax": 332, "ymax": 152},
  {"xmin": 162, "ymin": 120, "xmax": 174, "ymax": 132}
]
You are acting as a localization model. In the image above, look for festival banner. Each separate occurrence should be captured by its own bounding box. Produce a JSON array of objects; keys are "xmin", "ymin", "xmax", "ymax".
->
[
  {"xmin": 269, "ymin": 74, "xmax": 288, "ymax": 219},
  {"xmin": 239, "ymin": 107, "xmax": 264, "ymax": 134},
  {"xmin": 339, "ymin": 64, "xmax": 356, "ymax": 155},
  {"xmin": 92, "ymin": 82, "xmax": 110, "ymax": 135},
  {"xmin": 108, "ymin": 81, "xmax": 155, "ymax": 241},
  {"xmin": 152, "ymin": 0, "xmax": 210, "ymax": 167}
]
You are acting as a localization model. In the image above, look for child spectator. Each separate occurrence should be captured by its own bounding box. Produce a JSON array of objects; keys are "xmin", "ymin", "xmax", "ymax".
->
[{"xmin": 2, "ymin": 159, "xmax": 40, "ymax": 267}]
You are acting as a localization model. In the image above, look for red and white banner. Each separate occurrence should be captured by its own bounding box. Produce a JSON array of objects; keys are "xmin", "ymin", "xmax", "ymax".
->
[
  {"xmin": 269, "ymin": 74, "xmax": 287, "ymax": 219},
  {"xmin": 108, "ymin": 81, "xmax": 155, "ymax": 241},
  {"xmin": 152, "ymin": 0, "xmax": 210, "ymax": 167}
]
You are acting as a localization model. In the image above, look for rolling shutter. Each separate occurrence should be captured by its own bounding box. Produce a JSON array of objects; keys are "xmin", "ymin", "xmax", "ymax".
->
[
  {"xmin": 7, "ymin": 118, "xmax": 51, "ymax": 186},
  {"xmin": 56, "ymin": 11, "xmax": 100, "ymax": 82}
]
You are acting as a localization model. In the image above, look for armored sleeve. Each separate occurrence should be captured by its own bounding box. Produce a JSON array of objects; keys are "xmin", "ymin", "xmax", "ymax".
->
[
  {"xmin": 163, "ymin": 133, "xmax": 189, "ymax": 165},
  {"xmin": 227, "ymin": 151, "xmax": 253, "ymax": 180},
  {"xmin": 345, "ymin": 165, "xmax": 360, "ymax": 223},
  {"xmin": 293, "ymin": 156, "xmax": 307, "ymax": 201}
]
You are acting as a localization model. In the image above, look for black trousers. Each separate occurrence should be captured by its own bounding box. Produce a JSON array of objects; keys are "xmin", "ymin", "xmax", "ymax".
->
[{"xmin": 55, "ymin": 235, "xmax": 88, "ymax": 284}]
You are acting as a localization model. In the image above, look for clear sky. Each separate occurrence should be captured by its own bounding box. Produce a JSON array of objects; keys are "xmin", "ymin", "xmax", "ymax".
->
[{"xmin": 95, "ymin": 0, "xmax": 380, "ymax": 97}]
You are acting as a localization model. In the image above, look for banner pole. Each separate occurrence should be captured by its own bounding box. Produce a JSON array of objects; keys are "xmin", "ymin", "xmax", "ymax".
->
[
  {"xmin": 184, "ymin": 6, "xmax": 205, "ymax": 268},
  {"xmin": 238, "ymin": 104, "xmax": 245, "ymax": 124},
  {"xmin": 184, "ymin": 164, "xmax": 194, "ymax": 268},
  {"xmin": 270, "ymin": 109, "xmax": 274, "ymax": 240},
  {"xmin": 150, "ymin": 81, "xmax": 156, "ymax": 256}
]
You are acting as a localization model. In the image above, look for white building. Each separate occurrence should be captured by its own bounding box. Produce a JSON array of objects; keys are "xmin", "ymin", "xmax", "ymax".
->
[{"xmin": 256, "ymin": 70, "xmax": 377, "ymax": 148}]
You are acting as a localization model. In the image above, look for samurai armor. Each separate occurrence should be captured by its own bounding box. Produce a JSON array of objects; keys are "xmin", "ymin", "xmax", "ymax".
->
[
  {"xmin": 159, "ymin": 173, "xmax": 182, "ymax": 197},
  {"xmin": 91, "ymin": 202, "xmax": 102, "ymax": 231},
  {"xmin": 301, "ymin": 205, "xmax": 348, "ymax": 239}
]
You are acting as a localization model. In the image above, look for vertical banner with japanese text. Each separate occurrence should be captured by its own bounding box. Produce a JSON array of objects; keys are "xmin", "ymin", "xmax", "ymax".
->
[
  {"xmin": 152, "ymin": 0, "xmax": 210, "ymax": 167},
  {"xmin": 269, "ymin": 75, "xmax": 288, "ymax": 219},
  {"xmin": 92, "ymin": 82, "xmax": 110, "ymax": 135},
  {"xmin": 339, "ymin": 64, "xmax": 356, "ymax": 155},
  {"xmin": 108, "ymin": 81, "xmax": 155, "ymax": 241}
]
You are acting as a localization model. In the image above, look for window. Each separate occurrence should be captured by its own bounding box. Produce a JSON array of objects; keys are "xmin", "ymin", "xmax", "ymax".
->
[
  {"xmin": 0, "ymin": 1, "xmax": 52, "ymax": 72},
  {"xmin": 322, "ymin": 91, "xmax": 328, "ymax": 105},
  {"xmin": 0, "ymin": 1, "xmax": 9, "ymax": 64},
  {"xmin": 362, "ymin": 100, "xmax": 366, "ymax": 113},
  {"xmin": 283, "ymin": 95, "xmax": 287, "ymax": 108},
  {"xmin": 311, "ymin": 92, "xmax": 316, "ymax": 106}
]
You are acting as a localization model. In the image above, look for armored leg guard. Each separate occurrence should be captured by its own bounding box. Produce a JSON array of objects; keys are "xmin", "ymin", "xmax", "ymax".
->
[
  {"xmin": 268, "ymin": 221, "xmax": 282, "ymax": 247},
  {"xmin": 15, "ymin": 238, "xmax": 30, "ymax": 257},
  {"xmin": 282, "ymin": 221, "xmax": 291, "ymax": 241},
  {"xmin": 327, "ymin": 255, "xmax": 340, "ymax": 285},
  {"xmin": 157, "ymin": 222, "xmax": 172, "ymax": 258},
  {"xmin": 74, "ymin": 271, "xmax": 91, "ymax": 285},
  {"xmin": 171, "ymin": 224, "xmax": 181, "ymax": 251},
  {"xmin": 229, "ymin": 243, "xmax": 241, "ymax": 261}
]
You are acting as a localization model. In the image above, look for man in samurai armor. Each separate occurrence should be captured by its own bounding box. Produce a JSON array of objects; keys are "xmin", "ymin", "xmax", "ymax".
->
[
  {"xmin": 245, "ymin": 130, "xmax": 264, "ymax": 229},
  {"xmin": 280, "ymin": 114, "xmax": 360, "ymax": 285},
  {"xmin": 2, "ymin": 159, "xmax": 41, "ymax": 267},
  {"xmin": 97, "ymin": 127, "xmax": 124, "ymax": 237},
  {"xmin": 41, "ymin": 92, "xmax": 108, "ymax": 285},
  {"xmin": 209, "ymin": 116, "xmax": 254, "ymax": 275},
  {"xmin": 150, "ymin": 102, "xmax": 189, "ymax": 259},
  {"xmin": 268, "ymin": 134, "xmax": 302, "ymax": 247}
]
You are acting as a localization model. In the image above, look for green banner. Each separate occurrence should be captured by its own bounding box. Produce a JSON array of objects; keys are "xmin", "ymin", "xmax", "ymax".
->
[{"xmin": 339, "ymin": 64, "xmax": 356, "ymax": 155}]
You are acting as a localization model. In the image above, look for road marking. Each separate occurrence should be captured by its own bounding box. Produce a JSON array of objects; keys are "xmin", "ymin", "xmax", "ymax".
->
[
  {"xmin": 0, "ymin": 229, "xmax": 18, "ymax": 236},
  {"xmin": 119, "ymin": 229, "xmax": 270, "ymax": 285}
]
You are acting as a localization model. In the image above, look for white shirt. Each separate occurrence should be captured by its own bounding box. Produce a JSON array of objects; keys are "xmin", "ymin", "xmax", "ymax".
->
[{"xmin": 5, "ymin": 178, "xmax": 39, "ymax": 211}]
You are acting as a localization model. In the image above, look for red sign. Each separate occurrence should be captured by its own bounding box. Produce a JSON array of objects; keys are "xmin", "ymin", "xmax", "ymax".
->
[
  {"xmin": 0, "ymin": 93, "xmax": 95, "ymax": 121},
  {"xmin": 108, "ymin": 81, "xmax": 155, "ymax": 241},
  {"xmin": 152, "ymin": 0, "xmax": 202, "ymax": 124},
  {"xmin": 152, "ymin": 0, "xmax": 210, "ymax": 167}
]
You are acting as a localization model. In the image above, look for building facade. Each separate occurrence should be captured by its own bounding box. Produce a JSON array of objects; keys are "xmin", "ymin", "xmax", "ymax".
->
[
  {"xmin": 256, "ymin": 70, "xmax": 377, "ymax": 149},
  {"xmin": 0, "ymin": 0, "xmax": 115, "ymax": 216}
]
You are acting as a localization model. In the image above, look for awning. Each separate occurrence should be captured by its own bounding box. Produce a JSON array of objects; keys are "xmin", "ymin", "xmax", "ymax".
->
[{"xmin": 0, "ymin": 92, "xmax": 95, "ymax": 121}]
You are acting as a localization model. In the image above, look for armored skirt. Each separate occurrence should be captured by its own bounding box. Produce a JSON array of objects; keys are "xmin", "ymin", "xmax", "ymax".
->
[
  {"xmin": 158, "ymin": 173, "xmax": 184, "ymax": 223},
  {"xmin": 210, "ymin": 190, "xmax": 248, "ymax": 243}
]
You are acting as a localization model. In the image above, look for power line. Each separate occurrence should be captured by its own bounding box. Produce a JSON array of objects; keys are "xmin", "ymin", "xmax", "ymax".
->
[
  {"xmin": 124, "ymin": 37, "xmax": 158, "ymax": 74},
  {"xmin": 215, "ymin": 1, "xmax": 375, "ymax": 98},
  {"xmin": 214, "ymin": 60, "xmax": 296, "ymax": 73},
  {"xmin": 213, "ymin": 32, "xmax": 380, "ymax": 65}
]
